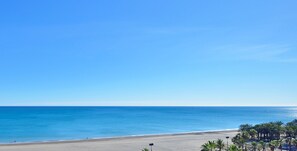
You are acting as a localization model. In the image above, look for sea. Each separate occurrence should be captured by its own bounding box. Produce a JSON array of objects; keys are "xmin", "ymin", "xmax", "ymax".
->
[{"xmin": 0, "ymin": 106, "xmax": 296, "ymax": 143}]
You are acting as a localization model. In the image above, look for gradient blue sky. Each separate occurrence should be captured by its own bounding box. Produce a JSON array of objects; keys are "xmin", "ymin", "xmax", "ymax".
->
[{"xmin": 0, "ymin": 0, "xmax": 296, "ymax": 106}]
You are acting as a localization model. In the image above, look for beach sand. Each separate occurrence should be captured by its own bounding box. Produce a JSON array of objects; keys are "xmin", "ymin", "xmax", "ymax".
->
[{"xmin": 0, "ymin": 130, "xmax": 238, "ymax": 151}]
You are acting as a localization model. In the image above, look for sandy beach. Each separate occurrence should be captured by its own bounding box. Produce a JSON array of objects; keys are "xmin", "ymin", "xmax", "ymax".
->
[{"xmin": 0, "ymin": 130, "xmax": 237, "ymax": 151}]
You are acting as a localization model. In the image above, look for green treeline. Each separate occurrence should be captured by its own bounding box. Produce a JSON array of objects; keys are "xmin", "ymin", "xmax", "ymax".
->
[{"xmin": 201, "ymin": 119, "xmax": 297, "ymax": 151}]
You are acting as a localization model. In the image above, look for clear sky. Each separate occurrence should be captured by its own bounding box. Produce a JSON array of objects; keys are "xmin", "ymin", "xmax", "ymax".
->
[{"xmin": 0, "ymin": 0, "xmax": 296, "ymax": 106}]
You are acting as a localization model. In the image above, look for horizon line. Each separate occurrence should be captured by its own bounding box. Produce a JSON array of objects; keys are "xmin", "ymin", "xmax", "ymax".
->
[{"xmin": 0, "ymin": 105, "xmax": 296, "ymax": 107}]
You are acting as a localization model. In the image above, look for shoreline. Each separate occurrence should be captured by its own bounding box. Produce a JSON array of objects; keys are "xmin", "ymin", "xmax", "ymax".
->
[{"xmin": 0, "ymin": 129, "xmax": 238, "ymax": 146}]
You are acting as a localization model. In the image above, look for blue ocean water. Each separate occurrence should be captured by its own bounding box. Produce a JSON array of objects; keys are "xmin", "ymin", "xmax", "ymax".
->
[{"xmin": 0, "ymin": 107, "xmax": 296, "ymax": 143}]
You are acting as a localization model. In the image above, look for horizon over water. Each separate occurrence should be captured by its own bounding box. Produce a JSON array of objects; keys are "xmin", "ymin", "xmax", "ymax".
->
[{"xmin": 0, "ymin": 106, "xmax": 296, "ymax": 143}]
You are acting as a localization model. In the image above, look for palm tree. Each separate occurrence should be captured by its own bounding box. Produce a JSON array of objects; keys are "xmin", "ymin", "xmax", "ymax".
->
[
  {"xmin": 241, "ymin": 131, "xmax": 250, "ymax": 150},
  {"xmin": 292, "ymin": 138, "xmax": 297, "ymax": 149},
  {"xmin": 216, "ymin": 139, "xmax": 225, "ymax": 151},
  {"xmin": 249, "ymin": 129, "xmax": 258, "ymax": 140},
  {"xmin": 240, "ymin": 124, "xmax": 253, "ymax": 132},
  {"xmin": 251, "ymin": 141, "xmax": 258, "ymax": 151},
  {"xmin": 208, "ymin": 141, "xmax": 217, "ymax": 151},
  {"xmin": 269, "ymin": 140, "xmax": 281, "ymax": 151},
  {"xmin": 279, "ymin": 138, "xmax": 285, "ymax": 151},
  {"xmin": 257, "ymin": 143, "xmax": 263, "ymax": 151},
  {"xmin": 285, "ymin": 126, "xmax": 294, "ymax": 138},
  {"xmin": 254, "ymin": 124, "xmax": 265, "ymax": 140},
  {"xmin": 274, "ymin": 121, "xmax": 284, "ymax": 140},
  {"xmin": 286, "ymin": 137, "xmax": 293, "ymax": 151},
  {"xmin": 232, "ymin": 133, "xmax": 246, "ymax": 149},
  {"xmin": 201, "ymin": 141, "xmax": 216, "ymax": 151},
  {"xmin": 242, "ymin": 131, "xmax": 251, "ymax": 141},
  {"xmin": 286, "ymin": 119, "xmax": 297, "ymax": 138},
  {"xmin": 259, "ymin": 141, "xmax": 266, "ymax": 151},
  {"xmin": 228, "ymin": 145, "xmax": 240, "ymax": 151},
  {"xmin": 142, "ymin": 148, "xmax": 149, "ymax": 151},
  {"xmin": 201, "ymin": 143, "xmax": 210, "ymax": 151}
]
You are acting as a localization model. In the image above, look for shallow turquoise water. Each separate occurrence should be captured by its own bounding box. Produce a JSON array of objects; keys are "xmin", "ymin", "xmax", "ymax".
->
[{"xmin": 0, "ymin": 107, "xmax": 296, "ymax": 143}]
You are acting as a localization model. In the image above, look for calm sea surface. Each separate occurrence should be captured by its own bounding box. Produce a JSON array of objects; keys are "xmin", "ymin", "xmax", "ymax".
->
[{"xmin": 0, "ymin": 107, "xmax": 296, "ymax": 143}]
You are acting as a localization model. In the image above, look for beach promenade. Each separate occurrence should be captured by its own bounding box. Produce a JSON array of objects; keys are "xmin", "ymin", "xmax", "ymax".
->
[{"xmin": 0, "ymin": 130, "xmax": 237, "ymax": 151}]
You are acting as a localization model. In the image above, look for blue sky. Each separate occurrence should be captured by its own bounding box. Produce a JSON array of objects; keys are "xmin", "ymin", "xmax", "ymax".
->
[{"xmin": 0, "ymin": 0, "xmax": 296, "ymax": 106}]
